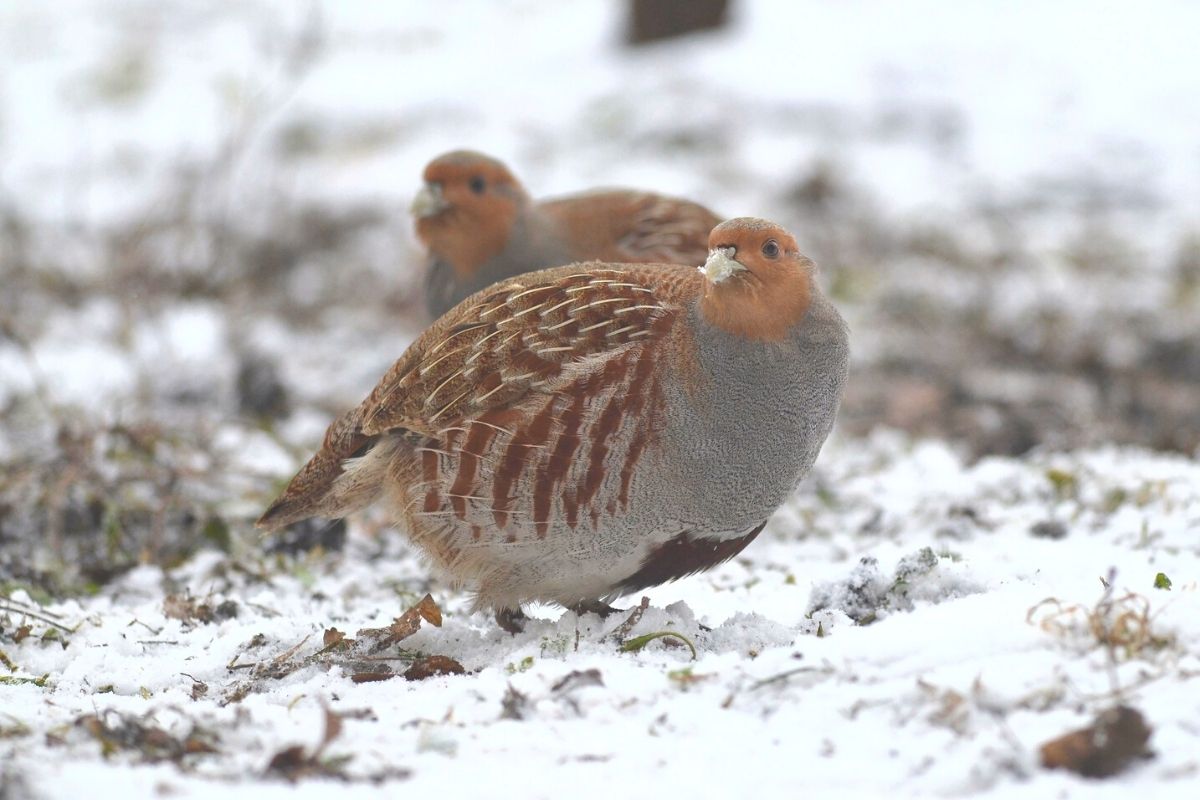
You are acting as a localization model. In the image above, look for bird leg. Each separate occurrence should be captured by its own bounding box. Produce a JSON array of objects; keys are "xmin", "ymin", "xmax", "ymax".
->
[{"xmin": 494, "ymin": 607, "xmax": 528, "ymax": 634}]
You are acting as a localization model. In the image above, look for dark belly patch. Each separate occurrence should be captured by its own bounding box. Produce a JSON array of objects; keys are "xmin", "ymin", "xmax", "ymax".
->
[{"xmin": 616, "ymin": 521, "xmax": 768, "ymax": 595}]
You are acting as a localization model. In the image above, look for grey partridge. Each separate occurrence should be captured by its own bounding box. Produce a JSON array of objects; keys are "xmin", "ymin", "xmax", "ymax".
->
[
  {"xmin": 260, "ymin": 218, "xmax": 850, "ymax": 631},
  {"xmin": 411, "ymin": 149, "xmax": 721, "ymax": 317}
]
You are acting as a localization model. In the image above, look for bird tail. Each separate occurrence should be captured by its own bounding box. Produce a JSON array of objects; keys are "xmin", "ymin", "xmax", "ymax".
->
[{"xmin": 256, "ymin": 408, "xmax": 393, "ymax": 530}]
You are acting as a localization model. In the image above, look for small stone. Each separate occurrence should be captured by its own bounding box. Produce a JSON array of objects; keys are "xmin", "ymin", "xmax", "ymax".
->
[
  {"xmin": 236, "ymin": 353, "xmax": 290, "ymax": 419},
  {"xmin": 1029, "ymin": 520, "xmax": 1068, "ymax": 540},
  {"xmin": 626, "ymin": 0, "xmax": 730, "ymax": 45}
]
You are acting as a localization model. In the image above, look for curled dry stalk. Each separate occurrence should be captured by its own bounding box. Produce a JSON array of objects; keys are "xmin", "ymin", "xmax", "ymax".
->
[{"xmin": 1027, "ymin": 568, "xmax": 1175, "ymax": 699}]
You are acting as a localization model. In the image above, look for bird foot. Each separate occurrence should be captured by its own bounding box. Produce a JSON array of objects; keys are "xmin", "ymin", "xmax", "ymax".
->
[
  {"xmin": 569, "ymin": 599, "xmax": 622, "ymax": 618},
  {"xmin": 494, "ymin": 607, "xmax": 528, "ymax": 634}
]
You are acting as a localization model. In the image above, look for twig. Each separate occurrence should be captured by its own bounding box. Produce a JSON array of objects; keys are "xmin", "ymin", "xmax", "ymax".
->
[
  {"xmin": 270, "ymin": 634, "xmax": 312, "ymax": 667},
  {"xmin": 0, "ymin": 596, "xmax": 63, "ymax": 618},
  {"xmin": 749, "ymin": 665, "xmax": 831, "ymax": 691},
  {"xmin": 0, "ymin": 601, "xmax": 77, "ymax": 633},
  {"xmin": 128, "ymin": 618, "xmax": 163, "ymax": 635},
  {"xmin": 605, "ymin": 596, "xmax": 650, "ymax": 643},
  {"xmin": 1097, "ymin": 567, "xmax": 1122, "ymax": 696}
]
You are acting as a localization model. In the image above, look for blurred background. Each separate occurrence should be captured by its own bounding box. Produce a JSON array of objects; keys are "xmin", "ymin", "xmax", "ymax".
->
[{"xmin": 2, "ymin": 0, "xmax": 1198, "ymax": 592}]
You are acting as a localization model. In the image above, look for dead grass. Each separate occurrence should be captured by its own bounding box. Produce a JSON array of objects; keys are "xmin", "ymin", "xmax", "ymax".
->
[{"xmin": 1027, "ymin": 574, "xmax": 1175, "ymax": 662}]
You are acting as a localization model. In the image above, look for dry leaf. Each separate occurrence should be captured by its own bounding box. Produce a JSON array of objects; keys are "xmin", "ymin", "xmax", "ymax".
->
[
  {"xmin": 351, "ymin": 669, "xmax": 395, "ymax": 684},
  {"xmin": 322, "ymin": 627, "xmax": 349, "ymax": 650},
  {"xmin": 317, "ymin": 706, "xmax": 343, "ymax": 755},
  {"xmin": 356, "ymin": 594, "xmax": 444, "ymax": 652},
  {"xmin": 403, "ymin": 655, "xmax": 464, "ymax": 681},
  {"xmin": 414, "ymin": 594, "xmax": 443, "ymax": 626}
]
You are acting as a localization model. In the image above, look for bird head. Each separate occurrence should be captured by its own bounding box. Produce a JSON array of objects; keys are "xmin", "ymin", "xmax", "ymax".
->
[
  {"xmin": 412, "ymin": 150, "xmax": 532, "ymax": 279},
  {"xmin": 698, "ymin": 217, "xmax": 816, "ymax": 341}
]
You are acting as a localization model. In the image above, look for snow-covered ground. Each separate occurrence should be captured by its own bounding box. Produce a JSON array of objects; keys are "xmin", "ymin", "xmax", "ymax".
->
[
  {"xmin": 2, "ymin": 1, "xmax": 1199, "ymax": 797},
  {"xmin": 3, "ymin": 434, "xmax": 1199, "ymax": 797}
]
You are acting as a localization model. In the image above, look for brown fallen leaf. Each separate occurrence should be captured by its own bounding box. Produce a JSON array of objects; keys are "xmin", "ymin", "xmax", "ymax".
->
[
  {"xmin": 323, "ymin": 628, "xmax": 348, "ymax": 648},
  {"xmin": 318, "ymin": 627, "xmax": 355, "ymax": 655},
  {"xmin": 356, "ymin": 594, "xmax": 443, "ymax": 654},
  {"xmin": 403, "ymin": 655, "xmax": 464, "ymax": 681},
  {"xmin": 318, "ymin": 706, "xmax": 343, "ymax": 752},
  {"xmin": 265, "ymin": 745, "xmax": 313, "ymax": 780},
  {"xmin": 351, "ymin": 669, "xmax": 396, "ymax": 684},
  {"xmin": 265, "ymin": 705, "xmax": 347, "ymax": 782},
  {"xmin": 1040, "ymin": 705, "xmax": 1153, "ymax": 778},
  {"xmin": 414, "ymin": 594, "xmax": 443, "ymax": 626}
]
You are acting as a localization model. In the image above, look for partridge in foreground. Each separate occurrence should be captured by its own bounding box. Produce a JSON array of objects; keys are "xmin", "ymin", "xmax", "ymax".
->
[
  {"xmin": 412, "ymin": 149, "xmax": 721, "ymax": 317},
  {"xmin": 259, "ymin": 218, "xmax": 850, "ymax": 631}
]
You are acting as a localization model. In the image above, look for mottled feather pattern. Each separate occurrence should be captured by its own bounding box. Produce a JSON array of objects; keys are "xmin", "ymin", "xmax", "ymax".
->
[
  {"xmin": 258, "ymin": 264, "xmax": 685, "ymax": 533},
  {"xmin": 365, "ymin": 268, "xmax": 679, "ymax": 551},
  {"xmin": 614, "ymin": 192, "xmax": 720, "ymax": 264},
  {"xmin": 359, "ymin": 268, "xmax": 672, "ymax": 436},
  {"xmin": 539, "ymin": 190, "xmax": 719, "ymax": 267}
]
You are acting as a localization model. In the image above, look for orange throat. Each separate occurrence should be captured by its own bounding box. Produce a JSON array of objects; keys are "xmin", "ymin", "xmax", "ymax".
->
[
  {"xmin": 418, "ymin": 204, "xmax": 521, "ymax": 281},
  {"xmin": 698, "ymin": 267, "xmax": 813, "ymax": 342}
]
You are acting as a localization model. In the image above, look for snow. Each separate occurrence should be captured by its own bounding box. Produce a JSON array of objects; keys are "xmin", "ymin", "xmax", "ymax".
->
[
  {"xmin": 3, "ymin": 436, "xmax": 1199, "ymax": 797},
  {"xmin": 7, "ymin": 0, "xmax": 1200, "ymax": 238},
  {"xmin": 3, "ymin": 0, "xmax": 1200, "ymax": 797}
]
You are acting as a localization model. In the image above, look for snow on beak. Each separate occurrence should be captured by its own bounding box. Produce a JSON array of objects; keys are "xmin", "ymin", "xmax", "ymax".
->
[
  {"xmin": 410, "ymin": 182, "xmax": 448, "ymax": 218},
  {"xmin": 701, "ymin": 246, "xmax": 747, "ymax": 283}
]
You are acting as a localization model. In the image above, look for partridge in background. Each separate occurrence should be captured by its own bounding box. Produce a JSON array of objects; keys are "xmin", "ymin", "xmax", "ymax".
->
[
  {"xmin": 260, "ymin": 218, "xmax": 849, "ymax": 631},
  {"xmin": 411, "ymin": 150, "xmax": 721, "ymax": 318}
]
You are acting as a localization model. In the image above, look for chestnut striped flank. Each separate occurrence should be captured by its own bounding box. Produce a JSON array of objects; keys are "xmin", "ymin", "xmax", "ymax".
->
[
  {"xmin": 578, "ymin": 356, "xmax": 630, "ymax": 524},
  {"xmin": 616, "ymin": 333, "xmax": 662, "ymax": 509},
  {"xmin": 541, "ymin": 391, "xmax": 585, "ymax": 529},
  {"xmin": 410, "ymin": 339, "xmax": 668, "ymax": 544},
  {"xmin": 616, "ymin": 522, "xmax": 769, "ymax": 594}
]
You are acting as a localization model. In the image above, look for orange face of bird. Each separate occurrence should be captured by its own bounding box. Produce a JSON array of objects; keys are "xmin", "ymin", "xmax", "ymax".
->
[
  {"xmin": 411, "ymin": 151, "xmax": 531, "ymax": 279},
  {"xmin": 698, "ymin": 218, "xmax": 815, "ymax": 341}
]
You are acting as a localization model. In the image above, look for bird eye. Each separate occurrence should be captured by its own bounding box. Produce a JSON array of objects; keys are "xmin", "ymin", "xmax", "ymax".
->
[
  {"xmin": 761, "ymin": 239, "xmax": 780, "ymax": 259},
  {"xmin": 468, "ymin": 176, "xmax": 487, "ymax": 194}
]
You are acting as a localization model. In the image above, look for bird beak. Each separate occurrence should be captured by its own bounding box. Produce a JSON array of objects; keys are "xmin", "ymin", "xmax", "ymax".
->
[
  {"xmin": 410, "ymin": 182, "xmax": 449, "ymax": 218},
  {"xmin": 701, "ymin": 246, "xmax": 747, "ymax": 283}
]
